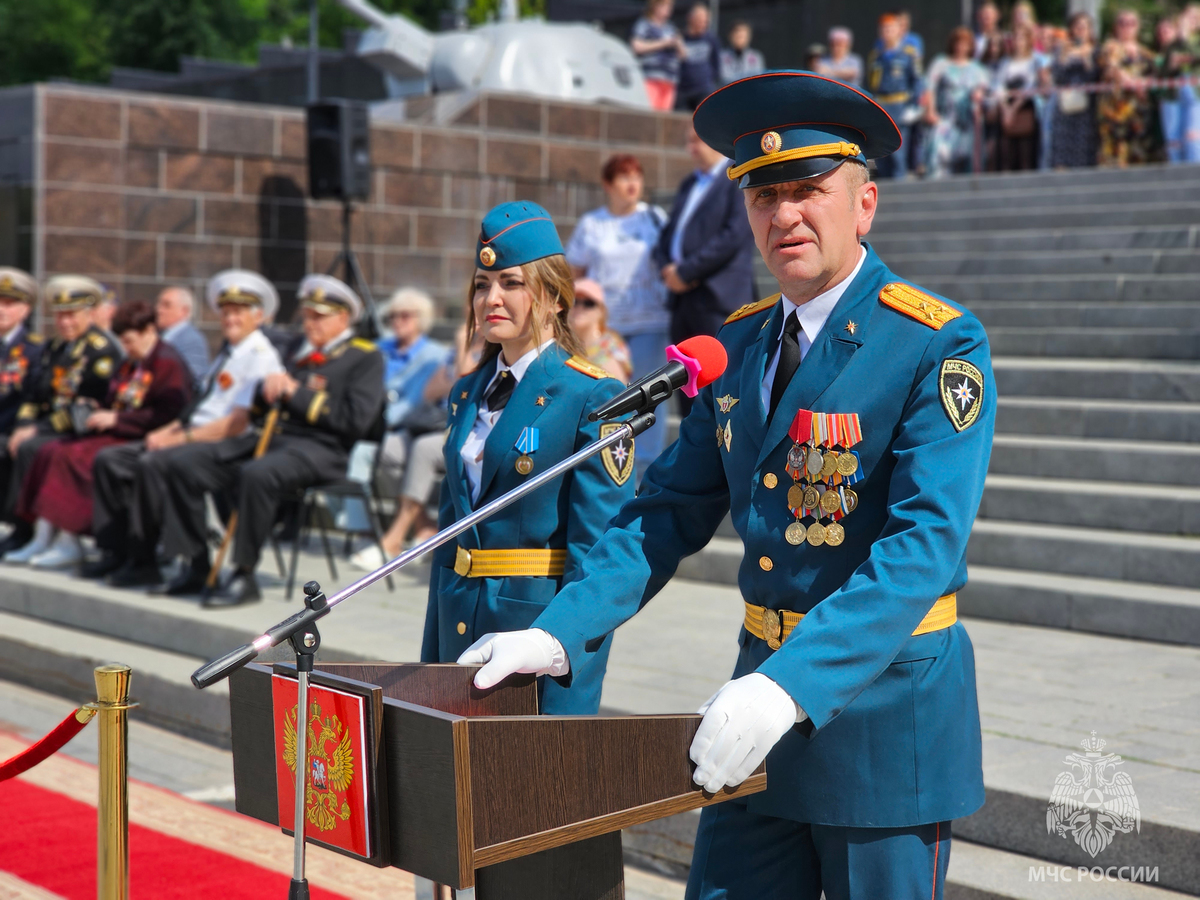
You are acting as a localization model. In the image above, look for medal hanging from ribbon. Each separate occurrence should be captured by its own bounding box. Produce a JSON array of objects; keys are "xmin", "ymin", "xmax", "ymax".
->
[
  {"xmin": 515, "ymin": 427, "xmax": 538, "ymax": 475},
  {"xmin": 783, "ymin": 410, "xmax": 862, "ymax": 547}
]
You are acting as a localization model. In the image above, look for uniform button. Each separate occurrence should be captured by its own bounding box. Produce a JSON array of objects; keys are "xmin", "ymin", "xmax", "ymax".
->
[
  {"xmin": 759, "ymin": 556, "xmax": 773, "ymax": 572},
  {"xmin": 763, "ymin": 473, "xmax": 778, "ymax": 489},
  {"xmin": 456, "ymin": 622, "xmax": 467, "ymax": 635}
]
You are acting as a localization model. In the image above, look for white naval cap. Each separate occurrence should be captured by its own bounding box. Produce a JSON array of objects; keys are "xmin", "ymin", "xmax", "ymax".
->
[
  {"xmin": 45, "ymin": 275, "xmax": 104, "ymax": 311},
  {"xmin": 205, "ymin": 269, "xmax": 279, "ymax": 321},
  {"xmin": 0, "ymin": 267, "xmax": 38, "ymax": 304},
  {"xmin": 297, "ymin": 273, "xmax": 362, "ymax": 322}
]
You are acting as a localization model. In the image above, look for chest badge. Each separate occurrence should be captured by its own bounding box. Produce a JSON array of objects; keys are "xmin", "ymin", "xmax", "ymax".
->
[
  {"xmin": 599, "ymin": 423, "xmax": 635, "ymax": 486},
  {"xmin": 716, "ymin": 394, "xmax": 739, "ymax": 414},
  {"xmin": 514, "ymin": 427, "xmax": 539, "ymax": 475},
  {"xmin": 939, "ymin": 358, "xmax": 984, "ymax": 432},
  {"xmin": 306, "ymin": 373, "xmax": 328, "ymax": 392}
]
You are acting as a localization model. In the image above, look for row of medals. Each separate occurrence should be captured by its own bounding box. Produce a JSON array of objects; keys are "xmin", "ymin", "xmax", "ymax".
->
[{"xmin": 784, "ymin": 442, "xmax": 860, "ymax": 547}]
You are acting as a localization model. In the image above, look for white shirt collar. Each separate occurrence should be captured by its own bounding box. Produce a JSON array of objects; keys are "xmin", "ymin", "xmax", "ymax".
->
[
  {"xmin": 485, "ymin": 339, "xmax": 556, "ymax": 392},
  {"xmin": 777, "ymin": 245, "xmax": 867, "ymax": 347},
  {"xmin": 1, "ymin": 324, "xmax": 22, "ymax": 346}
]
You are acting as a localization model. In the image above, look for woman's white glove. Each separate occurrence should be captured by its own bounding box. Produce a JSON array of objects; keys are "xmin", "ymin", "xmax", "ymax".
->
[
  {"xmin": 456, "ymin": 628, "xmax": 569, "ymax": 690},
  {"xmin": 690, "ymin": 673, "xmax": 806, "ymax": 794}
]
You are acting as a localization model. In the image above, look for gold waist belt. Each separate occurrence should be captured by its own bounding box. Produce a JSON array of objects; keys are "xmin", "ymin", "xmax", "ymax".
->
[
  {"xmin": 874, "ymin": 92, "xmax": 913, "ymax": 105},
  {"xmin": 744, "ymin": 594, "xmax": 957, "ymax": 650},
  {"xmin": 453, "ymin": 546, "xmax": 566, "ymax": 578}
]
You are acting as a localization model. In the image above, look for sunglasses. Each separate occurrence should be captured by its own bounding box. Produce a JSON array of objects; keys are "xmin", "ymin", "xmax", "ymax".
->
[{"xmin": 576, "ymin": 297, "xmax": 601, "ymax": 309}]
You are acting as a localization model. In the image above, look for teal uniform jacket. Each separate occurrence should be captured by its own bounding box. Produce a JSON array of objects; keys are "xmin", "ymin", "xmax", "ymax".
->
[
  {"xmin": 420, "ymin": 343, "xmax": 636, "ymax": 714},
  {"xmin": 534, "ymin": 245, "xmax": 996, "ymax": 827}
]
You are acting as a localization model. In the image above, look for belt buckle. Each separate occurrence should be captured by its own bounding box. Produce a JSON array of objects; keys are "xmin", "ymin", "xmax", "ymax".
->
[
  {"xmin": 454, "ymin": 546, "xmax": 472, "ymax": 577},
  {"xmin": 762, "ymin": 608, "xmax": 783, "ymax": 650}
]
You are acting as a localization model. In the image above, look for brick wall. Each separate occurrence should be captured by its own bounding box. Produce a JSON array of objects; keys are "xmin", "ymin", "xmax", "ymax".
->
[{"xmin": 24, "ymin": 84, "xmax": 691, "ymax": 339}]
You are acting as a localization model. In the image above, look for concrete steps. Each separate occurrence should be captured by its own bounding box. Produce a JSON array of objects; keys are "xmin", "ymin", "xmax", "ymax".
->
[
  {"xmin": 878, "ymin": 182, "xmax": 1200, "ymax": 216},
  {"xmin": 995, "ymin": 397, "xmax": 1200, "ymax": 442},
  {"xmin": 989, "ymin": 435, "xmax": 1200, "ymax": 485},
  {"xmin": 970, "ymin": 302, "xmax": 1200, "ymax": 330},
  {"xmin": 967, "ymin": 520, "xmax": 1200, "ymax": 590},
  {"xmin": 916, "ymin": 273, "xmax": 1200, "ymax": 303},
  {"xmin": 878, "ymin": 160, "xmax": 1200, "ymax": 195},
  {"xmin": 988, "ymin": 328, "xmax": 1200, "ymax": 360},
  {"xmin": 992, "ymin": 359, "xmax": 1200, "ymax": 402},
  {"xmin": 979, "ymin": 475, "xmax": 1200, "ymax": 535},
  {"xmin": 869, "ymin": 223, "xmax": 1198, "ymax": 256},
  {"xmin": 889, "ymin": 247, "xmax": 1200, "ymax": 278}
]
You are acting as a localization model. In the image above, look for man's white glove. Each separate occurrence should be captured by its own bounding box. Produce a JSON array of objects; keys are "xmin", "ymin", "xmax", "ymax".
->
[
  {"xmin": 690, "ymin": 673, "xmax": 806, "ymax": 794},
  {"xmin": 456, "ymin": 628, "xmax": 569, "ymax": 690}
]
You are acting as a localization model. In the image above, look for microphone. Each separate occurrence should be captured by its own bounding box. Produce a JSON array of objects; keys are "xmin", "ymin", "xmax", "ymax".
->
[{"xmin": 589, "ymin": 335, "xmax": 727, "ymax": 421}]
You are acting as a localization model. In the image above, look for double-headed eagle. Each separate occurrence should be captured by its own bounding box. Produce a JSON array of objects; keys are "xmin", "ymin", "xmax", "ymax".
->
[
  {"xmin": 1046, "ymin": 732, "xmax": 1140, "ymax": 858},
  {"xmin": 283, "ymin": 702, "xmax": 355, "ymax": 832}
]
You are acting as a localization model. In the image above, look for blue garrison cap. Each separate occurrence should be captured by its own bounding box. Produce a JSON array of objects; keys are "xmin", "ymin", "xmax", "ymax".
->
[
  {"xmin": 476, "ymin": 201, "xmax": 563, "ymax": 270},
  {"xmin": 693, "ymin": 71, "xmax": 903, "ymax": 188}
]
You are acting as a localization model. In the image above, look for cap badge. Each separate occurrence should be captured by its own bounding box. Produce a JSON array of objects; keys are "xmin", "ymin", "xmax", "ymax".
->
[
  {"xmin": 0, "ymin": 277, "xmax": 11, "ymax": 291},
  {"xmin": 479, "ymin": 246, "xmax": 497, "ymax": 267},
  {"xmin": 760, "ymin": 131, "xmax": 783, "ymax": 155}
]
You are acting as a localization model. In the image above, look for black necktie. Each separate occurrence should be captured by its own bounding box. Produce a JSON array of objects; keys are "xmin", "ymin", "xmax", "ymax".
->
[
  {"xmin": 485, "ymin": 370, "xmax": 514, "ymax": 412},
  {"xmin": 768, "ymin": 312, "xmax": 801, "ymax": 421}
]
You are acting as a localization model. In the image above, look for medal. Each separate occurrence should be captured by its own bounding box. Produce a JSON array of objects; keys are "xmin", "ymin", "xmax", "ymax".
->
[
  {"xmin": 806, "ymin": 522, "xmax": 827, "ymax": 546},
  {"xmin": 842, "ymin": 487, "xmax": 858, "ymax": 513},
  {"xmin": 787, "ymin": 484, "xmax": 805, "ymax": 510},
  {"xmin": 836, "ymin": 452, "xmax": 859, "ymax": 477},
  {"xmin": 820, "ymin": 488, "xmax": 842, "ymax": 515},
  {"xmin": 785, "ymin": 522, "xmax": 806, "ymax": 545},
  {"xmin": 802, "ymin": 485, "xmax": 820, "ymax": 510},
  {"xmin": 514, "ymin": 427, "xmax": 539, "ymax": 475},
  {"xmin": 806, "ymin": 448, "xmax": 823, "ymax": 477},
  {"xmin": 788, "ymin": 445, "xmax": 806, "ymax": 472},
  {"xmin": 825, "ymin": 521, "xmax": 845, "ymax": 546},
  {"xmin": 818, "ymin": 451, "xmax": 838, "ymax": 481}
]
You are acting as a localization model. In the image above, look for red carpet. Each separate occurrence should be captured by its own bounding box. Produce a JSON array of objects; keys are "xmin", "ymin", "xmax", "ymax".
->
[{"xmin": 0, "ymin": 778, "xmax": 351, "ymax": 900}]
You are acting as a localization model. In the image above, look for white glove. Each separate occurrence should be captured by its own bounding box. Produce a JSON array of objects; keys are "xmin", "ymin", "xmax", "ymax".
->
[
  {"xmin": 457, "ymin": 628, "xmax": 569, "ymax": 690},
  {"xmin": 690, "ymin": 673, "xmax": 805, "ymax": 793}
]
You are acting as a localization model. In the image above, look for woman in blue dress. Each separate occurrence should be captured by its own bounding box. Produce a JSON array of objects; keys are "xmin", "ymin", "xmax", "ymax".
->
[{"xmin": 420, "ymin": 201, "xmax": 636, "ymax": 714}]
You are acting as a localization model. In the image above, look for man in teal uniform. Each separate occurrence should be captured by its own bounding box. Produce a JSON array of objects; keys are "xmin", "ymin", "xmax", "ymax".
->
[{"xmin": 459, "ymin": 72, "xmax": 995, "ymax": 898}]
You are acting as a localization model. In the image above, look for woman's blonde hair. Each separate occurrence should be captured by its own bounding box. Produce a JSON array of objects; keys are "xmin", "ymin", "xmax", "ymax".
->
[{"xmin": 466, "ymin": 253, "xmax": 585, "ymax": 370}]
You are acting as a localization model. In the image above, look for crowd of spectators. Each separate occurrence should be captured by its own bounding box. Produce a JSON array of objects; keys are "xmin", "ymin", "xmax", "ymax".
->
[
  {"xmin": 631, "ymin": 0, "xmax": 1200, "ymax": 176},
  {"xmin": 0, "ymin": 121, "xmax": 763, "ymax": 588}
]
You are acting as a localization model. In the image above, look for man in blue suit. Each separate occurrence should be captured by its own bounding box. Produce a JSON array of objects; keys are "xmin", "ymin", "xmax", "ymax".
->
[
  {"xmin": 461, "ymin": 72, "xmax": 995, "ymax": 899},
  {"xmin": 656, "ymin": 123, "xmax": 757, "ymax": 413}
]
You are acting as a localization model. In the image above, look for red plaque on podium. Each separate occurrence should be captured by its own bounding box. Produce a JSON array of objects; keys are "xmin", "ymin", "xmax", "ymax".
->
[{"xmin": 272, "ymin": 673, "xmax": 374, "ymax": 860}]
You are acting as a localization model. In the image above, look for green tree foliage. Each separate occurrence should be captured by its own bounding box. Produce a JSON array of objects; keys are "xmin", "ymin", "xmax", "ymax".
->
[
  {"xmin": 0, "ymin": 0, "xmax": 111, "ymax": 85},
  {"xmin": 0, "ymin": 0, "xmax": 455, "ymax": 87}
]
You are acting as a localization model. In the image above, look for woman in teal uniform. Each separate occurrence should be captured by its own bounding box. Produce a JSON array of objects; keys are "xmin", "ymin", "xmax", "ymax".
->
[{"xmin": 420, "ymin": 201, "xmax": 636, "ymax": 714}]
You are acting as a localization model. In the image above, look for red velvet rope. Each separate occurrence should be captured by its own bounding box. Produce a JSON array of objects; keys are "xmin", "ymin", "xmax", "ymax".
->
[{"xmin": 0, "ymin": 708, "xmax": 96, "ymax": 782}]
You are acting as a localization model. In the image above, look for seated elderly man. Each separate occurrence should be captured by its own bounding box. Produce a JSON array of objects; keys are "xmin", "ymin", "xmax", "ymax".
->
[
  {"xmin": 0, "ymin": 276, "xmax": 120, "ymax": 558},
  {"xmin": 155, "ymin": 274, "xmax": 385, "ymax": 607},
  {"xmin": 0, "ymin": 269, "xmax": 45, "ymax": 443},
  {"xmin": 156, "ymin": 285, "xmax": 209, "ymax": 388},
  {"xmin": 84, "ymin": 270, "xmax": 284, "ymax": 588}
]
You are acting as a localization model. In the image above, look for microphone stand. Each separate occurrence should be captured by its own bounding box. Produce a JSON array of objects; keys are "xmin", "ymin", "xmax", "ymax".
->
[{"xmin": 190, "ymin": 409, "xmax": 657, "ymax": 899}]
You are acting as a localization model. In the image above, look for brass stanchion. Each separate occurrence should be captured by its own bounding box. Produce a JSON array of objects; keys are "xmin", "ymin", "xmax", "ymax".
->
[{"xmin": 94, "ymin": 664, "xmax": 135, "ymax": 900}]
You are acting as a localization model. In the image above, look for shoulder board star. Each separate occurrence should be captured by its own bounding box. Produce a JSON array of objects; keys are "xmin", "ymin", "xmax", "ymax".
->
[
  {"xmin": 878, "ymin": 283, "xmax": 962, "ymax": 331},
  {"xmin": 844, "ymin": 320, "xmax": 857, "ymax": 335},
  {"xmin": 565, "ymin": 355, "xmax": 609, "ymax": 380},
  {"xmin": 350, "ymin": 338, "xmax": 376, "ymax": 352},
  {"xmin": 724, "ymin": 293, "xmax": 782, "ymax": 325}
]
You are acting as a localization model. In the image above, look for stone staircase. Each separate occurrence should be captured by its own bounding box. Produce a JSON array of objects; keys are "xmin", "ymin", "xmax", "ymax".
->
[{"xmin": 683, "ymin": 163, "xmax": 1200, "ymax": 650}]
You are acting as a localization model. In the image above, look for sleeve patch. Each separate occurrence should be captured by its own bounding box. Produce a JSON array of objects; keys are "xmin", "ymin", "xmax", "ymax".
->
[
  {"xmin": 939, "ymin": 359, "xmax": 984, "ymax": 432},
  {"xmin": 879, "ymin": 283, "xmax": 962, "ymax": 330},
  {"xmin": 93, "ymin": 357, "xmax": 113, "ymax": 378},
  {"xmin": 724, "ymin": 293, "xmax": 782, "ymax": 325},
  {"xmin": 599, "ymin": 422, "xmax": 635, "ymax": 485}
]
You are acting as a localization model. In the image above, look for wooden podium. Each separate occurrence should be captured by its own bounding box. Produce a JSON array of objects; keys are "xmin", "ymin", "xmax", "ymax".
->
[{"xmin": 229, "ymin": 662, "xmax": 766, "ymax": 899}]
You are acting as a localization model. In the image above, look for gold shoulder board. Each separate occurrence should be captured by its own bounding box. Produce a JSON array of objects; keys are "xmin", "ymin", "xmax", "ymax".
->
[
  {"xmin": 88, "ymin": 332, "xmax": 108, "ymax": 349},
  {"xmin": 565, "ymin": 355, "xmax": 610, "ymax": 380},
  {"xmin": 27, "ymin": 333, "xmax": 43, "ymax": 345},
  {"xmin": 724, "ymin": 293, "xmax": 782, "ymax": 325},
  {"xmin": 350, "ymin": 338, "xmax": 376, "ymax": 352},
  {"xmin": 879, "ymin": 283, "xmax": 962, "ymax": 331}
]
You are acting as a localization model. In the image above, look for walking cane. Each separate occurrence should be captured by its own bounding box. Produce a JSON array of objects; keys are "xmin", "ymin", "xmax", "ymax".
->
[{"xmin": 206, "ymin": 405, "xmax": 281, "ymax": 589}]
